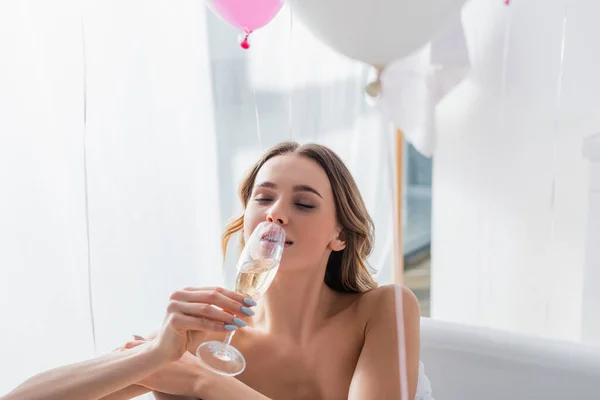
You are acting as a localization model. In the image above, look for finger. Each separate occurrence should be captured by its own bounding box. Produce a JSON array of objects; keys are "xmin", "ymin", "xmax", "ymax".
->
[
  {"xmin": 168, "ymin": 312, "xmax": 235, "ymax": 333},
  {"xmin": 114, "ymin": 338, "xmax": 145, "ymax": 352},
  {"xmin": 169, "ymin": 300, "xmax": 245, "ymax": 325},
  {"xmin": 124, "ymin": 339, "xmax": 146, "ymax": 349},
  {"xmin": 175, "ymin": 286, "xmax": 256, "ymax": 307},
  {"xmin": 171, "ymin": 288, "xmax": 255, "ymax": 316}
]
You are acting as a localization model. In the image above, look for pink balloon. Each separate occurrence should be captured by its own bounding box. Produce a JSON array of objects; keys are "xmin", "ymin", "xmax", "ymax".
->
[{"xmin": 207, "ymin": 0, "xmax": 284, "ymax": 33}]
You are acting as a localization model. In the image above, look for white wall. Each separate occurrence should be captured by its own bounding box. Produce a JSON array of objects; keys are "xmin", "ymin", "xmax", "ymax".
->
[{"xmin": 431, "ymin": 0, "xmax": 600, "ymax": 342}]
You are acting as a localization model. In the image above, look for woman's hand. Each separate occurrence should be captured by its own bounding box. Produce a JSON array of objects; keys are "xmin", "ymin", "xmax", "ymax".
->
[
  {"xmin": 138, "ymin": 351, "xmax": 205, "ymax": 396},
  {"xmin": 121, "ymin": 338, "xmax": 210, "ymax": 398},
  {"xmin": 151, "ymin": 286, "xmax": 256, "ymax": 361}
]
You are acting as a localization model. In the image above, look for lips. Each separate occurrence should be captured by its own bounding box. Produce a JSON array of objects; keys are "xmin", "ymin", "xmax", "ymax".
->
[
  {"xmin": 260, "ymin": 233, "xmax": 282, "ymax": 242},
  {"xmin": 259, "ymin": 233, "xmax": 293, "ymax": 246}
]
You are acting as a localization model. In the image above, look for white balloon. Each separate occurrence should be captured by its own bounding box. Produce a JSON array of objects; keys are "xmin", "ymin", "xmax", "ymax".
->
[{"xmin": 289, "ymin": 0, "xmax": 467, "ymax": 66}]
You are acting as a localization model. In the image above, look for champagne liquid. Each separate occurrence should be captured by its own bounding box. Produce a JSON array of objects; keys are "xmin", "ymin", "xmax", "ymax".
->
[{"xmin": 235, "ymin": 259, "xmax": 279, "ymax": 299}]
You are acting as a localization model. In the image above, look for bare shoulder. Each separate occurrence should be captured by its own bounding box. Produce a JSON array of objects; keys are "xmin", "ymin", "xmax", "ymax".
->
[
  {"xmin": 357, "ymin": 284, "xmax": 421, "ymax": 331},
  {"xmin": 347, "ymin": 285, "xmax": 421, "ymax": 399}
]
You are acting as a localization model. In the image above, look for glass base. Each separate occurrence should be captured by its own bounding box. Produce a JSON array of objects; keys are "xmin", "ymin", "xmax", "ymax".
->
[{"xmin": 196, "ymin": 341, "xmax": 246, "ymax": 376}]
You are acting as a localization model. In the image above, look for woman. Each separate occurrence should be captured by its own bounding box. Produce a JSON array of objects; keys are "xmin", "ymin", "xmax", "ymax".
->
[{"xmin": 2, "ymin": 142, "xmax": 427, "ymax": 400}]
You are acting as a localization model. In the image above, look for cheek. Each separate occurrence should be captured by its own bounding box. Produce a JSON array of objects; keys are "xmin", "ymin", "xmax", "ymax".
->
[{"xmin": 298, "ymin": 219, "xmax": 334, "ymax": 249}]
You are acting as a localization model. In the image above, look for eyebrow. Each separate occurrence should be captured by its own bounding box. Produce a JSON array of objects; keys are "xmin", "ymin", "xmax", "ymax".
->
[{"xmin": 254, "ymin": 181, "xmax": 323, "ymax": 199}]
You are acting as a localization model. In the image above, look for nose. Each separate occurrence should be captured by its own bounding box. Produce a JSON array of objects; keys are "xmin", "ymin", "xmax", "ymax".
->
[{"xmin": 266, "ymin": 202, "xmax": 288, "ymax": 226}]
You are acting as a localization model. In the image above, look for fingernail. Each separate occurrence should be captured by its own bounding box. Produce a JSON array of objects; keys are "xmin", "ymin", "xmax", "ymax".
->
[
  {"xmin": 244, "ymin": 298, "xmax": 257, "ymax": 307},
  {"xmin": 241, "ymin": 306, "xmax": 255, "ymax": 317},
  {"xmin": 233, "ymin": 317, "xmax": 247, "ymax": 328},
  {"xmin": 224, "ymin": 324, "xmax": 238, "ymax": 331},
  {"xmin": 133, "ymin": 335, "xmax": 145, "ymax": 340}
]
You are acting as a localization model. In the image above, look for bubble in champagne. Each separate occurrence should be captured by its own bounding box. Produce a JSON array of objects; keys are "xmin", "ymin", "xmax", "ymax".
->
[{"xmin": 235, "ymin": 259, "xmax": 279, "ymax": 300}]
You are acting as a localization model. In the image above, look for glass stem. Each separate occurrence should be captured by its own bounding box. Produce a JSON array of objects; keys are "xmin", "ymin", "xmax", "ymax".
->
[{"xmin": 224, "ymin": 330, "xmax": 236, "ymax": 346}]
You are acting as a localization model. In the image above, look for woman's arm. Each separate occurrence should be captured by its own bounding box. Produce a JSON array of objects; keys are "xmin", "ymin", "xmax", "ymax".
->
[
  {"xmin": 1, "ymin": 342, "xmax": 169, "ymax": 400},
  {"xmin": 2, "ymin": 285, "xmax": 254, "ymax": 400},
  {"xmin": 152, "ymin": 393, "xmax": 197, "ymax": 400},
  {"xmin": 99, "ymin": 337, "xmax": 199, "ymax": 400},
  {"xmin": 99, "ymin": 385, "xmax": 150, "ymax": 400},
  {"xmin": 200, "ymin": 375, "xmax": 271, "ymax": 400},
  {"xmin": 348, "ymin": 285, "xmax": 421, "ymax": 400}
]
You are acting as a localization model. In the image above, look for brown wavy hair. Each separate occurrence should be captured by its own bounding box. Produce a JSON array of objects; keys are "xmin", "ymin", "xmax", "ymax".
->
[{"xmin": 222, "ymin": 142, "xmax": 377, "ymax": 293}]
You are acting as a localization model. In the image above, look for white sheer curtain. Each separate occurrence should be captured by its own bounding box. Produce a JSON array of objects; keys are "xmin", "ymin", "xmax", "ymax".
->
[
  {"xmin": 0, "ymin": 1, "xmax": 395, "ymax": 396},
  {"xmin": 82, "ymin": 0, "xmax": 224, "ymax": 357},
  {"xmin": 0, "ymin": 0, "xmax": 95, "ymax": 394},
  {"xmin": 0, "ymin": 0, "xmax": 222, "ymax": 394}
]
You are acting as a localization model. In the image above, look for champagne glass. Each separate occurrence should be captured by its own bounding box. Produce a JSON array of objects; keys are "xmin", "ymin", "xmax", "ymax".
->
[{"xmin": 196, "ymin": 221, "xmax": 285, "ymax": 376}]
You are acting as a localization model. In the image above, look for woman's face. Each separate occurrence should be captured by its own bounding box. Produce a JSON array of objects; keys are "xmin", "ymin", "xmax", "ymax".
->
[{"xmin": 243, "ymin": 154, "xmax": 345, "ymax": 270}]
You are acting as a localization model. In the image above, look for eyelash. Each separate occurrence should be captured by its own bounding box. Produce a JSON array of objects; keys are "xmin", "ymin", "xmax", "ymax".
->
[{"xmin": 254, "ymin": 198, "xmax": 315, "ymax": 210}]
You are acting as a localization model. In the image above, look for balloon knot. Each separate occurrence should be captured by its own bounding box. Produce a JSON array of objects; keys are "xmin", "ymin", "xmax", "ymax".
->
[
  {"xmin": 240, "ymin": 30, "xmax": 253, "ymax": 50},
  {"xmin": 365, "ymin": 66, "xmax": 384, "ymax": 98},
  {"xmin": 240, "ymin": 34, "xmax": 250, "ymax": 49}
]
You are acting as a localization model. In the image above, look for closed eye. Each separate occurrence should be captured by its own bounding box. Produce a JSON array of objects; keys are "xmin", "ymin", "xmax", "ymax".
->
[{"xmin": 255, "ymin": 197, "xmax": 314, "ymax": 210}]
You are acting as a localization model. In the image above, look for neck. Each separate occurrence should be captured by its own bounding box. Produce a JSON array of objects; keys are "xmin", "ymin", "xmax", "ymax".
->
[{"xmin": 253, "ymin": 258, "xmax": 337, "ymax": 341}]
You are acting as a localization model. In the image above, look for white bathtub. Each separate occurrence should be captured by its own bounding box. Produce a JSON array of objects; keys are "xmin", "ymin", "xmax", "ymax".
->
[{"xmin": 420, "ymin": 318, "xmax": 600, "ymax": 399}]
